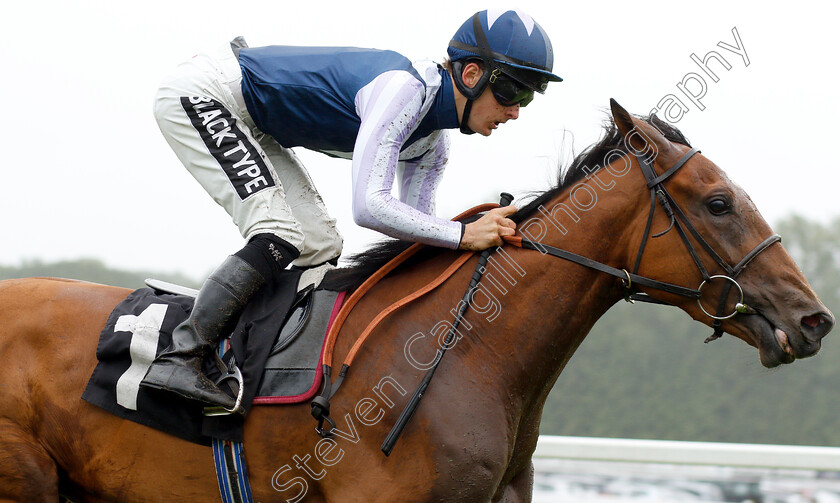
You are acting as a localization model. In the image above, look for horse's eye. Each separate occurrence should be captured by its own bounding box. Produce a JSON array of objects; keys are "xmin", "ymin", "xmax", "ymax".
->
[{"xmin": 708, "ymin": 198, "xmax": 730, "ymax": 216}]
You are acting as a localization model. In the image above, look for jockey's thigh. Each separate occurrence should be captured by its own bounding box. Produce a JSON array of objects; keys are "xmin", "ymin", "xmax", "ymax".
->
[
  {"xmin": 152, "ymin": 44, "xmax": 306, "ymax": 253},
  {"xmin": 255, "ymin": 137, "xmax": 344, "ymax": 268}
]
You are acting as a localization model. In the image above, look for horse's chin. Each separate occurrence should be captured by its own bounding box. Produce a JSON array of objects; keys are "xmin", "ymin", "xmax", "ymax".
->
[
  {"xmin": 758, "ymin": 322, "xmax": 797, "ymax": 368},
  {"xmin": 739, "ymin": 313, "xmax": 821, "ymax": 368}
]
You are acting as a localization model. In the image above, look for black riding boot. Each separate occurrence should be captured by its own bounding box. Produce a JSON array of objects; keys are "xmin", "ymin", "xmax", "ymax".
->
[{"xmin": 142, "ymin": 255, "xmax": 265, "ymax": 407}]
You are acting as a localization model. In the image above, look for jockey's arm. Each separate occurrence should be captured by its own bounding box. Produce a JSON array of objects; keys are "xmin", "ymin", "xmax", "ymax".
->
[
  {"xmin": 351, "ymin": 70, "xmax": 515, "ymax": 251},
  {"xmin": 397, "ymin": 140, "xmax": 517, "ymax": 251}
]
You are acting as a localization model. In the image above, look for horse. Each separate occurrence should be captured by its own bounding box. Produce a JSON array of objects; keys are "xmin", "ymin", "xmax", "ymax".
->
[{"xmin": 0, "ymin": 100, "xmax": 833, "ymax": 502}]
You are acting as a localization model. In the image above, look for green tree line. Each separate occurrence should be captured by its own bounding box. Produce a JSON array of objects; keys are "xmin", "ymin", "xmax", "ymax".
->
[
  {"xmin": 542, "ymin": 215, "xmax": 840, "ymax": 446},
  {"xmin": 0, "ymin": 258, "xmax": 201, "ymax": 290},
  {"xmin": 1, "ymin": 215, "xmax": 838, "ymax": 446}
]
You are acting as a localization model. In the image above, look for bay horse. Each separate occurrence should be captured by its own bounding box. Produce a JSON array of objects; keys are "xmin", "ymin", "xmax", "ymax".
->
[{"xmin": 0, "ymin": 101, "xmax": 833, "ymax": 502}]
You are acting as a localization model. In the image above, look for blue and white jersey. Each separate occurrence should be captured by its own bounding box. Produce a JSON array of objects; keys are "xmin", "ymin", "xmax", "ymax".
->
[{"xmin": 238, "ymin": 46, "xmax": 463, "ymax": 249}]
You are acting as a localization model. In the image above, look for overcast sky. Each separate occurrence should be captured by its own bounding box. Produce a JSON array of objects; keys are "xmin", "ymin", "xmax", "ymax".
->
[{"xmin": 1, "ymin": 1, "xmax": 837, "ymax": 279}]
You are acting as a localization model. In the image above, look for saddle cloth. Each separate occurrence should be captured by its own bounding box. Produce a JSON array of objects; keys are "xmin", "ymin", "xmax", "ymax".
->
[{"xmin": 82, "ymin": 268, "xmax": 345, "ymax": 445}]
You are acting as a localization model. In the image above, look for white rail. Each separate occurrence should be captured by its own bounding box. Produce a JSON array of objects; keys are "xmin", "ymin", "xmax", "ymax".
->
[{"xmin": 534, "ymin": 435, "xmax": 840, "ymax": 472}]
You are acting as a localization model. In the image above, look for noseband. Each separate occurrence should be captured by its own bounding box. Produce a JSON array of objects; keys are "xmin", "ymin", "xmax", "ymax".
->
[{"xmin": 513, "ymin": 146, "xmax": 781, "ymax": 342}]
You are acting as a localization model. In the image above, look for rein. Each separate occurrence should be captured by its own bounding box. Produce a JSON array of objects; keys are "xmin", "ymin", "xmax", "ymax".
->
[
  {"xmin": 310, "ymin": 203, "xmax": 496, "ymax": 437},
  {"xmin": 502, "ymin": 235, "xmax": 701, "ymax": 300}
]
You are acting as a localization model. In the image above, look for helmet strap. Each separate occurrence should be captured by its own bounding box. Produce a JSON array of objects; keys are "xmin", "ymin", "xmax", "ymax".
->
[
  {"xmin": 452, "ymin": 59, "xmax": 490, "ymax": 100},
  {"xmin": 452, "ymin": 12, "xmax": 499, "ymax": 135},
  {"xmin": 459, "ymin": 98, "xmax": 476, "ymax": 135},
  {"xmin": 451, "ymin": 59, "xmax": 490, "ymax": 135},
  {"xmin": 452, "ymin": 13, "xmax": 503, "ymax": 135}
]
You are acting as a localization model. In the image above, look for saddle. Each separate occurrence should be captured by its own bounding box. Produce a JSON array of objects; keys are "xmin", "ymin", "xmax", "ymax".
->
[
  {"xmin": 146, "ymin": 272, "xmax": 344, "ymax": 404},
  {"xmin": 82, "ymin": 267, "xmax": 345, "ymax": 444}
]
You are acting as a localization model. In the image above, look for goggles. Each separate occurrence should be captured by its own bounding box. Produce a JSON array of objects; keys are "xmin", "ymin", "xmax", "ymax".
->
[{"xmin": 488, "ymin": 68, "xmax": 534, "ymax": 107}]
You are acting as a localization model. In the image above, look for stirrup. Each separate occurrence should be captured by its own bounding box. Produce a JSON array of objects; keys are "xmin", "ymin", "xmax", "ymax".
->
[{"xmin": 203, "ymin": 357, "xmax": 246, "ymax": 416}]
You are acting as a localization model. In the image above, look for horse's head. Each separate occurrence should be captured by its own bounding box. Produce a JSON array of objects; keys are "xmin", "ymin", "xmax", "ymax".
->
[{"xmin": 610, "ymin": 99, "xmax": 834, "ymax": 368}]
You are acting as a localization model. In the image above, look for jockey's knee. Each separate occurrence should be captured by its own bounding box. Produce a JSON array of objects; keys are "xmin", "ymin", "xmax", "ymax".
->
[{"xmin": 234, "ymin": 233, "xmax": 300, "ymax": 281}]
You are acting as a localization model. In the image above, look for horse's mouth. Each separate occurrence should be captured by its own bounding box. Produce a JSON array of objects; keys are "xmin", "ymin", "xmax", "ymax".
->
[
  {"xmin": 763, "ymin": 324, "xmax": 799, "ymax": 368},
  {"xmin": 741, "ymin": 312, "xmax": 820, "ymax": 368}
]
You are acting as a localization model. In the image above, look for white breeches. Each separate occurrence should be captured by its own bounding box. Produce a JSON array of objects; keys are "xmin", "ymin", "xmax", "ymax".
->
[{"xmin": 153, "ymin": 44, "xmax": 343, "ymax": 267}]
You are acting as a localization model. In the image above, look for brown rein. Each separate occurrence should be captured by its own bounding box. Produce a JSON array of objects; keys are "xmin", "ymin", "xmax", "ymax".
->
[{"xmin": 321, "ymin": 203, "xmax": 498, "ymax": 369}]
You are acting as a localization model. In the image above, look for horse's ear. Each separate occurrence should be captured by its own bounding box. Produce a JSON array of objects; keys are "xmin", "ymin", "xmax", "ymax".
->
[
  {"xmin": 610, "ymin": 98, "xmax": 672, "ymax": 160},
  {"xmin": 610, "ymin": 98, "xmax": 635, "ymax": 136}
]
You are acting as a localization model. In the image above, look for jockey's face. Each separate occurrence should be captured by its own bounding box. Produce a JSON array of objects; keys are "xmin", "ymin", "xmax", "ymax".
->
[
  {"xmin": 457, "ymin": 62, "xmax": 521, "ymax": 137},
  {"xmin": 467, "ymin": 85, "xmax": 521, "ymax": 136}
]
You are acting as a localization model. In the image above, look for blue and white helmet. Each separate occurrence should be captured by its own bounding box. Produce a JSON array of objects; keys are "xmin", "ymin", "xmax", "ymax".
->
[{"xmin": 448, "ymin": 9, "xmax": 563, "ymax": 94}]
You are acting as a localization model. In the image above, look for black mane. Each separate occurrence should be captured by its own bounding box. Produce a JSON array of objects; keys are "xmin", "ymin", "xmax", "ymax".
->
[
  {"xmin": 320, "ymin": 113, "xmax": 690, "ymax": 292},
  {"xmin": 320, "ymin": 238, "xmax": 417, "ymax": 291},
  {"xmin": 512, "ymin": 113, "xmax": 691, "ymax": 222}
]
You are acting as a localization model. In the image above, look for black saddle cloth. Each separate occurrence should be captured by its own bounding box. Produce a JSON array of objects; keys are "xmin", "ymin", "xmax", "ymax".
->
[{"xmin": 82, "ymin": 269, "xmax": 316, "ymax": 444}]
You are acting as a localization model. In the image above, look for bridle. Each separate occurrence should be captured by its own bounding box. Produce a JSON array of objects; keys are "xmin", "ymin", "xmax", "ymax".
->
[
  {"xmin": 512, "ymin": 146, "xmax": 781, "ymax": 341},
  {"xmin": 634, "ymin": 146, "xmax": 781, "ymax": 339}
]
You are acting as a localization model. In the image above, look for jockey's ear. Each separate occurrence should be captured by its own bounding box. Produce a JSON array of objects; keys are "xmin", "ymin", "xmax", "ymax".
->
[
  {"xmin": 460, "ymin": 62, "xmax": 484, "ymax": 89},
  {"xmin": 610, "ymin": 98, "xmax": 673, "ymax": 162}
]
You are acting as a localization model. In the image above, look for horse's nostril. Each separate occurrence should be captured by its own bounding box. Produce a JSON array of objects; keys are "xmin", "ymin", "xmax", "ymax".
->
[
  {"xmin": 802, "ymin": 315, "xmax": 821, "ymax": 328},
  {"xmin": 801, "ymin": 313, "xmax": 835, "ymax": 341}
]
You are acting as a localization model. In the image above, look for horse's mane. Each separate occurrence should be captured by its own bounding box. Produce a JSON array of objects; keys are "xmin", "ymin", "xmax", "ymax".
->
[{"xmin": 320, "ymin": 113, "xmax": 691, "ymax": 292}]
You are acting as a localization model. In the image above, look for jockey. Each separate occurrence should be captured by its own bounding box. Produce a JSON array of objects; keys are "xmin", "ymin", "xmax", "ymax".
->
[{"xmin": 142, "ymin": 9, "xmax": 563, "ymax": 408}]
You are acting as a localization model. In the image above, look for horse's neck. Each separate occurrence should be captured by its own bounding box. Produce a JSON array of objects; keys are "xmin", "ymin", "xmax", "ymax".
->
[{"xmin": 464, "ymin": 175, "xmax": 644, "ymax": 414}]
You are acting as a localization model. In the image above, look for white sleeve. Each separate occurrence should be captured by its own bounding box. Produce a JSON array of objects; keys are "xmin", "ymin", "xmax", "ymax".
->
[
  {"xmin": 351, "ymin": 71, "xmax": 462, "ymax": 249},
  {"xmin": 397, "ymin": 131, "xmax": 449, "ymax": 217}
]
